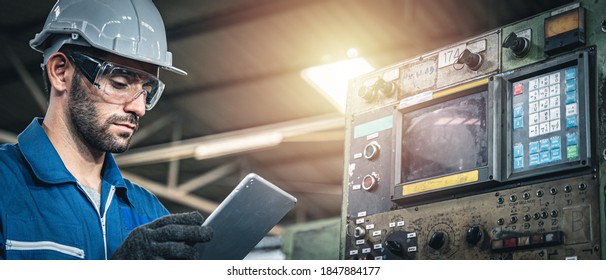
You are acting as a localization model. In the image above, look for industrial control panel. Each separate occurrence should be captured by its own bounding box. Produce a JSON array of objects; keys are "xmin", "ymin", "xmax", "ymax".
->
[{"xmin": 341, "ymin": 1, "xmax": 606, "ymax": 260}]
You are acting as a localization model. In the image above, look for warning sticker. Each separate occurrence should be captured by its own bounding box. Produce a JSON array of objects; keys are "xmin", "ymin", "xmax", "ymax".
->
[{"xmin": 402, "ymin": 170, "xmax": 479, "ymax": 196}]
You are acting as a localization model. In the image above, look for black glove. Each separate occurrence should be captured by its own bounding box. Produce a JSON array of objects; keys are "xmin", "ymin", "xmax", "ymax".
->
[{"xmin": 112, "ymin": 211, "xmax": 213, "ymax": 260}]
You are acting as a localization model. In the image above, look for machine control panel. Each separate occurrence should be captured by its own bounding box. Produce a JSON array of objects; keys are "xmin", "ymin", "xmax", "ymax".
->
[
  {"xmin": 341, "ymin": 1, "xmax": 604, "ymax": 260},
  {"xmin": 345, "ymin": 174, "xmax": 600, "ymax": 260}
]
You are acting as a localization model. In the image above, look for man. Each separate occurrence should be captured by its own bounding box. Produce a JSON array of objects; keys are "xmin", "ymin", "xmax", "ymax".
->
[{"xmin": 0, "ymin": 0, "xmax": 212, "ymax": 259}]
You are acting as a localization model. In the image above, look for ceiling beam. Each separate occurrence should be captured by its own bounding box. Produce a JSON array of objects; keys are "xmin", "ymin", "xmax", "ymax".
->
[
  {"xmin": 178, "ymin": 161, "xmax": 240, "ymax": 194},
  {"xmin": 0, "ymin": 129, "xmax": 17, "ymax": 143},
  {"xmin": 1, "ymin": 37, "xmax": 47, "ymax": 113},
  {"xmin": 166, "ymin": 0, "xmax": 329, "ymax": 41},
  {"xmin": 121, "ymin": 170, "xmax": 219, "ymax": 212},
  {"xmin": 130, "ymin": 115, "xmax": 177, "ymax": 146},
  {"xmin": 115, "ymin": 113, "xmax": 345, "ymax": 167}
]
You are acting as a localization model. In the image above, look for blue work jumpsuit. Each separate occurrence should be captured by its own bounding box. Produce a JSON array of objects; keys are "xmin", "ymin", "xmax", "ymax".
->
[{"xmin": 0, "ymin": 118, "xmax": 169, "ymax": 259}]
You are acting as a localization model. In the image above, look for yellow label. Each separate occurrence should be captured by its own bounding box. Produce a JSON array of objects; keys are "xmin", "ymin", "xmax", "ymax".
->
[
  {"xmin": 432, "ymin": 78, "xmax": 489, "ymax": 99},
  {"xmin": 402, "ymin": 170, "xmax": 479, "ymax": 196}
]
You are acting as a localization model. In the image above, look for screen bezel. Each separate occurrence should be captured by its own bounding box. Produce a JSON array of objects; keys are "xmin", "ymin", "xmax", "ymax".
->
[{"xmin": 392, "ymin": 79, "xmax": 500, "ymax": 202}]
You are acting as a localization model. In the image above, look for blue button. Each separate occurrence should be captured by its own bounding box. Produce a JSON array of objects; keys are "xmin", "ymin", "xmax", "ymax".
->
[
  {"xmin": 513, "ymin": 116, "xmax": 524, "ymax": 130},
  {"xmin": 539, "ymin": 139, "xmax": 550, "ymax": 152},
  {"xmin": 566, "ymin": 116, "xmax": 578, "ymax": 129},
  {"xmin": 565, "ymin": 79, "xmax": 576, "ymax": 92},
  {"xmin": 514, "ymin": 157, "xmax": 524, "ymax": 170},
  {"xmin": 567, "ymin": 132, "xmax": 578, "ymax": 146},
  {"xmin": 540, "ymin": 151, "xmax": 551, "ymax": 164},
  {"xmin": 565, "ymin": 67, "xmax": 577, "ymax": 80},
  {"xmin": 550, "ymin": 136, "xmax": 561, "ymax": 150},
  {"xmin": 513, "ymin": 106, "xmax": 524, "ymax": 118},
  {"xmin": 565, "ymin": 90, "xmax": 577, "ymax": 104},
  {"xmin": 514, "ymin": 144, "xmax": 524, "ymax": 158},
  {"xmin": 551, "ymin": 148, "xmax": 562, "ymax": 161},
  {"xmin": 529, "ymin": 141, "xmax": 539, "ymax": 154},
  {"xmin": 529, "ymin": 154, "xmax": 540, "ymax": 166}
]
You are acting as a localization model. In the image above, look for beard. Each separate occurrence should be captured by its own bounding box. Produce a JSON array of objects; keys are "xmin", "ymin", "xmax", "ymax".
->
[{"xmin": 68, "ymin": 72, "xmax": 139, "ymax": 153}]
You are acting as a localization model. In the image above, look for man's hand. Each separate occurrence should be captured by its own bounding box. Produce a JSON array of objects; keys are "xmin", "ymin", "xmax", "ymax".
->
[{"xmin": 112, "ymin": 211, "xmax": 213, "ymax": 260}]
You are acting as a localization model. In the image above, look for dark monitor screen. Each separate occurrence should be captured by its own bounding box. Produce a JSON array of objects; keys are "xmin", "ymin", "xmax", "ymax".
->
[{"xmin": 400, "ymin": 91, "xmax": 489, "ymax": 183}]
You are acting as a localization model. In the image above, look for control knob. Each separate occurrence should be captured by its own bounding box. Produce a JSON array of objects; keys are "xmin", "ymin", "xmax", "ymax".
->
[
  {"xmin": 383, "ymin": 230, "xmax": 416, "ymax": 260},
  {"xmin": 428, "ymin": 231, "xmax": 446, "ymax": 250},
  {"xmin": 358, "ymin": 86, "xmax": 376, "ymax": 102},
  {"xmin": 373, "ymin": 79, "xmax": 395, "ymax": 97},
  {"xmin": 465, "ymin": 225, "xmax": 483, "ymax": 245},
  {"xmin": 502, "ymin": 31, "xmax": 531, "ymax": 58},
  {"xmin": 456, "ymin": 49, "xmax": 482, "ymax": 71}
]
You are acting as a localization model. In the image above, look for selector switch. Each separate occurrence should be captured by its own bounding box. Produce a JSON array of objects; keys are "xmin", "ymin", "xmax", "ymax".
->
[
  {"xmin": 466, "ymin": 225, "xmax": 483, "ymax": 245},
  {"xmin": 456, "ymin": 49, "xmax": 483, "ymax": 71},
  {"xmin": 385, "ymin": 240, "xmax": 404, "ymax": 257},
  {"xmin": 502, "ymin": 31, "xmax": 531, "ymax": 58},
  {"xmin": 374, "ymin": 79, "xmax": 396, "ymax": 97},
  {"xmin": 428, "ymin": 231, "xmax": 446, "ymax": 250},
  {"xmin": 383, "ymin": 230, "xmax": 417, "ymax": 260},
  {"xmin": 358, "ymin": 86, "xmax": 376, "ymax": 102}
]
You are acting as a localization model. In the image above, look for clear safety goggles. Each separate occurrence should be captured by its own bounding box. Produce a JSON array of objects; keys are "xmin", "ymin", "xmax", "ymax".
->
[{"xmin": 67, "ymin": 52, "xmax": 165, "ymax": 110}]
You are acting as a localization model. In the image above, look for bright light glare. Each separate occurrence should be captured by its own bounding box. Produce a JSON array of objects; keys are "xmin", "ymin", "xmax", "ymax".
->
[{"xmin": 302, "ymin": 57, "xmax": 374, "ymax": 113}]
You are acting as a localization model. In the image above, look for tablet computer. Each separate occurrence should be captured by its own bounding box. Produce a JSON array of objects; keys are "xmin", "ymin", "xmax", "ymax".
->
[{"xmin": 196, "ymin": 173, "xmax": 297, "ymax": 260}]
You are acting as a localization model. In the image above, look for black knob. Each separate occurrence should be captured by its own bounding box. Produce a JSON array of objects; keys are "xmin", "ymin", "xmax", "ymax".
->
[
  {"xmin": 466, "ymin": 226, "xmax": 483, "ymax": 245},
  {"xmin": 385, "ymin": 240, "xmax": 404, "ymax": 257},
  {"xmin": 428, "ymin": 231, "xmax": 446, "ymax": 250},
  {"xmin": 502, "ymin": 32, "xmax": 531, "ymax": 58},
  {"xmin": 383, "ymin": 230, "xmax": 415, "ymax": 259}
]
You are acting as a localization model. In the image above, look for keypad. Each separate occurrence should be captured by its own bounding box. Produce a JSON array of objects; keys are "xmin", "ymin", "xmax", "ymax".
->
[{"xmin": 511, "ymin": 67, "xmax": 580, "ymax": 171}]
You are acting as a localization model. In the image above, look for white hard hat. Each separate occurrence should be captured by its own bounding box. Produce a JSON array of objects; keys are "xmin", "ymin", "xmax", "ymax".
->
[{"xmin": 30, "ymin": 0, "xmax": 186, "ymax": 75}]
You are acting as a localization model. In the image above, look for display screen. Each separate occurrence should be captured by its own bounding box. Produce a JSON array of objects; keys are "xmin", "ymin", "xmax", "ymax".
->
[{"xmin": 400, "ymin": 91, "xmax": 488, "ymax": 183}]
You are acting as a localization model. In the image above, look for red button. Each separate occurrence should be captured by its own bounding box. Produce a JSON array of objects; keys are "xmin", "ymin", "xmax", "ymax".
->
[
  {"xmin": 504, "ymin": 238, "xmax": 517, "ymax": 248},
  {"xmin": 514, "ymin": 83, "xmax": 524, "ymax": 96}
]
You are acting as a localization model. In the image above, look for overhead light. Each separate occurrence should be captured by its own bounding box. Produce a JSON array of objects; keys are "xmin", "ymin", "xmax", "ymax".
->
[
  {"xmin": 194, "ymin": 132, "xmax": 283, "ymax": 160},
  {"xmin": 302, "ymin": 57, "xmax": 374, "ymax": 113}
]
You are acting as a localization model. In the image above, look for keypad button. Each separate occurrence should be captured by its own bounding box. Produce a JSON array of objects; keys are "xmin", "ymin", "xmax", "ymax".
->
[
  {"xmin": 566, "ymin": 103, "xmax": 577, "ymax": 116},
  {"xmin": 565, "ymin": 90, "xmax": 577, "ymax": 104},
  {"xmin": 567, "ymin": 145, "xmax": 579, "ymax": 159},
  {"xmin": 565, "ymin": 67, "xmax": 576, "ymax": 80},
  {"xmin": 566, "ymin": 116, "xmax": 578, "ymax": 129}
]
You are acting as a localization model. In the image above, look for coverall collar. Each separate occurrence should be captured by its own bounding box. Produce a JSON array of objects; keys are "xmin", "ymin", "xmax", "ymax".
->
[{"xmin": 17, "ymin": 118, "xmax": 128, "ymax": 189}]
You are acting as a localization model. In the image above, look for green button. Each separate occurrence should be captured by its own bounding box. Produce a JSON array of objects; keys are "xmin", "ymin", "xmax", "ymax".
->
[{"xmin": 567, "ymin": 145, "xmax": 578, "ymax": 159}]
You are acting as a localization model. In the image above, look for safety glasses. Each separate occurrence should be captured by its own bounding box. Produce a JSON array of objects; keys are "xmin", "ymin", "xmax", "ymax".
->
[{"xmin": 67, "ymin": 52, "xmax": 165, "ymax": 110}]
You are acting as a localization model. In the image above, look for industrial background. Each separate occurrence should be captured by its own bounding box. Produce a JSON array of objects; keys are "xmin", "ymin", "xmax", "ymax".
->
[{"xmin": 0, "ymin": 0, "xmax": 573, "ymax": 258}]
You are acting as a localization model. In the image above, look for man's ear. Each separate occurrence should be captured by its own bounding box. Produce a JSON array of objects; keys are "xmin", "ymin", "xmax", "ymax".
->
[{"xmin": 46, "ymin": 52, "xmax": 72, "ymax": 94}]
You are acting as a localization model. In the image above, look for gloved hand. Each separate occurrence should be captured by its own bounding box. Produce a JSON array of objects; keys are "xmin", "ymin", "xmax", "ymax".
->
[{"xmin": 112, "ymin": 211, "xmax": 213, "ymax": 260}]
